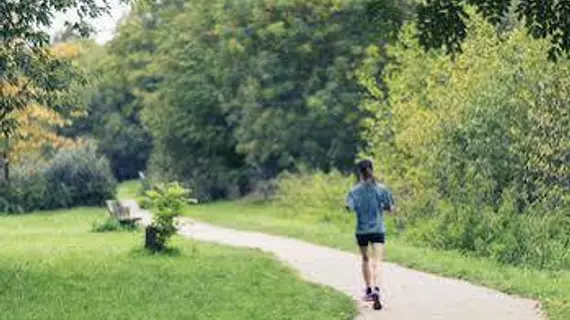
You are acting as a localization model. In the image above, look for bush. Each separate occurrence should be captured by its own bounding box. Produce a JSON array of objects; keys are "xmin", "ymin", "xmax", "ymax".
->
[
  {"xmin": 399, "ymin": 174, "xmax": 570, "ymax": 270},
  {"xmin": 0, "ymin": 160, "xmax": 50, "ymax": 213},
  {"xmin": 136, "ymin": 196, "xmax": 152, "ymax": 209},
  {"xmin": 275, "ymin": 170, "xmax": 352, "ymax": 219},
  {"xmin": 273, "ymin": 171, "xmax": 570, "ymax": 270},
  {"xmin": 0, "ymin": 144, "xmax": 117, "ymax": 213},
  {"xmin": 243, "ymin": 179, "xmax": 278, "ymax": 203},
  {"xmin": 92, "ymin": 217, "xmax": 121, "ymax": 232},
  {"xmin": 144, "ymin": 182, "xmax": 197, "ymax": 252},
  {"xmin": 43, "ymin": 144, "xmax": 117, "ymax": 208},
  {"xmin": 92, "ymin": 217, "xmax": 138, "ymax": 233},
  {"xmin": 405, "ymin": 196, "xmax": 570, "ymax": 270},
  {"xmin": 353, "ymin": 14, "xmax": 570, "ymax": 271}
]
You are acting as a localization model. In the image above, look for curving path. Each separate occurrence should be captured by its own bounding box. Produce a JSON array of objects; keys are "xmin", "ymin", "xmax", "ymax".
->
[{"xmin": 122, "ymin": 200, "xmax": 544, "ymax": 320}]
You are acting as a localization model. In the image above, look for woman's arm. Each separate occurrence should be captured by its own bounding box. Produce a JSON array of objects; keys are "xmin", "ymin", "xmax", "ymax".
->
[{"xmin": 345, "ymin": 192, "xmax": 355, "ymax": 212}]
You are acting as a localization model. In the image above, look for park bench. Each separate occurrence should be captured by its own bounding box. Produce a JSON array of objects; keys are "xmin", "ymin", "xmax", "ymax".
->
[{"xmin": 106, "ymin": 200, "xmax": 141, "ymax": 226}]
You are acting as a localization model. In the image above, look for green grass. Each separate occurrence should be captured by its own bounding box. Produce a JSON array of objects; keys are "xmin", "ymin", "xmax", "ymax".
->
[
  {"xmin": 0, "ymin": 207, "xmax": 356, "ymax": 320},
  {"xmin": 117, "ymin": 180, "xmax": 140, "ymax": 200},
  {"xmin": 183, "ymin": 201, "xmax": 570, "ymax": 320}
]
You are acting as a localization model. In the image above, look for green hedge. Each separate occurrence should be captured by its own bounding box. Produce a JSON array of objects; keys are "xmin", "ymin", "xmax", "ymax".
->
[
  {"xmin": 405, "ymin": 195, "xmax": 570, "ymax": 270},
  {"xmin": 0, "ymin": 144, "xmax": 116, "ymax": 213}
]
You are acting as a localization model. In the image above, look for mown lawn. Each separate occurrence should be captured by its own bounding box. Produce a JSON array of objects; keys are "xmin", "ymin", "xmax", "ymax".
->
[
  {"xmin": 117, "ymin": 180, "xmax": 140, "ymax": 200},
  {"xmin": 183, "ymin": 201, "xmax": 570, "ymax": 320},
  {"xmin": 0, "ymin": 208, "xmax": 355, "ymax": 320}
]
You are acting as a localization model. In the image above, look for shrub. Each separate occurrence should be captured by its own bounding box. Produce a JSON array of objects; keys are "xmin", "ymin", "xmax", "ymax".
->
[
  {"xmin": 404, "ymin": 190, "xmax": 570, "ymax": 270},
  {"xmin": 136, "ymin": 195, "xmax": 152, "ymax": 209},
  {"xmin": 275, "ymin": 170, "xmax": 352, "ymax": 218},
  {"xmin": 0, "ymin": 160, "xmax": 50, "ymax": 213},
  {"xmin": 0, "ymin": 185, "xmax": 25, "ymax": 213},
  {"xmin": 43, "ymin": 144, "xmax": 117, "ymax": 208},
  {"xmin": 144, "ymin": 182, "xmax": 197, "ymax": 252},
  {"xmin": 244, "ymin": 179, "xmax": 278, "ymax": 203},
  {"xmin": 274, "ymin": 171, "xmax": 570, "ymax": 270},
  {"xmin": 353, "ymin": 13, "xmax": 570, "ymax": 271},
  {"xmin": 0, "ymin": 144, "xmax": 117, "ymax": 214},
  {"xmin": 92, "ymin": 217, "xmax": 121, "ymax": 232},
  {"xmin": 91, "ymin": 217, "xmax": 138, "ymax": 233}
]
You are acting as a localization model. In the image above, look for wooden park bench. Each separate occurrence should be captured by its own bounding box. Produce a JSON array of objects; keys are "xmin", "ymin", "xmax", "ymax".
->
[{"xmin": 106, "ymin": 200, "xmax": 142, "ymax": 226}]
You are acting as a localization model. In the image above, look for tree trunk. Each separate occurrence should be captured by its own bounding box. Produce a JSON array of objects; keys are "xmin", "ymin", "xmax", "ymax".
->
[
  {"xmin": 145, "ymin": 226, "xmax": 164, "ymax": 252},
  {"xmin": 1, "ymin": 131, "xmax": 8, "ymax": 183},
  {"xmin": 0, "ymin": 154, "xmax": 5, "ymax": 183}
]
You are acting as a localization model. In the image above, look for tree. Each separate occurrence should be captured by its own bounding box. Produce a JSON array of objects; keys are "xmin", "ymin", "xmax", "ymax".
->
[
  {"xmin": 10, "ymin": 42, "xmax": 89, "ymax": 163},
  {"xmin": 361, "ymin": 13, "xmax": 569, "ymax": 213},
  {"xmin": 140, "ymin": 0, "xmax": 245, "ymax": 199},
  {"xmin": 413, "ymin": 0, "xmax": 570, "ymax": 59},
  {"xmin": 53, "ymin": 25, "xmax": 82, "ymax": 44},
  {"xmin": 356, "ymin": 14, "xmax": 570, "ymax": 268},
  {"xmin": 61, "ymin": 40, "xmax": 154, "ymax": 181},
  {"xmin": 0, "ymin": 0, "xmax": 120, "ymax": 181},
  {"xmin": 133, "ymin": 0, "xmax": 408, "ymax": 199}
]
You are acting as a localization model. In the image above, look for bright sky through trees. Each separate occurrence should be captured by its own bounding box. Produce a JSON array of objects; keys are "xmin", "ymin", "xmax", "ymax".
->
[{"xmin": 48, "ymin": 0, "xmax": 130, "ymax": 44}]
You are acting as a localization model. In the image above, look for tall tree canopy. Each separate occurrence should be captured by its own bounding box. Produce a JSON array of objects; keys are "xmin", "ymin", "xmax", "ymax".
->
[
  {"xmin": 10, "ymin": 43, "xmax": 87, "ymax": 164},
  {"xmin": 0, "ymin": 0, "xmax": 120, "ymax": 180},
  {"xmin": 360, "ymin": 13, "xmax": 569, "ymax": 216},
  {"xmin": 99, "ymin": 0, "xmax": 408, "ymax": 199},
  {"xmin": 61, "ymin": 39, "xmax": 154, "ymax": 181},
  {"xmin": 414, "ymin": 0, "xmax": 570, "ymax": 58}
]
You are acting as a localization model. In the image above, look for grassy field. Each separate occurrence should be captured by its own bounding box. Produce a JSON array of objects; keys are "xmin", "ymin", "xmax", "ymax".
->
[
  {"xmin": 0, "ymin": 207, "xmax": 356, "ymax": 320},
  {"xmin": 181, "ymin": 201, "xmax": 570, "ymax": 320},
  {"xmin": 117, "ymin": 180, "xmax": 140, "ymax": 200}
]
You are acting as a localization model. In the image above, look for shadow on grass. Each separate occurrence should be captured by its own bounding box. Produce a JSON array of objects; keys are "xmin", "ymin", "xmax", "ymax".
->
[{"xmin": 129, "ymin": 246, "xmax": 185, "ymax": 258}]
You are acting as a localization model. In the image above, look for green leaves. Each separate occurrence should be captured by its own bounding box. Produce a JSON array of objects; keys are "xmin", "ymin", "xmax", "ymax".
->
[
  {"xmin": 417, "ymin": 0, "xmax": 469, "ymax": 54},
  {"xmin": 144, "ymin": 181, "xmax": 197, "ymax": 249},
  {"xmin": 0, "ymin": 0, "xmax": 117, "ymax": 181},
  {"xmin": 100, "ymin": 0, "xmax": 407, "ymax": 198},
  {"xmin": 360, "ymin": 13, "xmax": 570, "ymax": 267},
  {"xmin": 362, "ymin": 12, "xmax": 569, "ymax": 219},
  {"xmin": 415, "ymin": 0, "xmax": 570, "ymax": 59},
  {"xmin": 60, "ymin": 27, "xmax": 154, "ymax": 181},
  {"xmin": 146, "ymin": 182, "xmax": 196, "ymax": 214}
]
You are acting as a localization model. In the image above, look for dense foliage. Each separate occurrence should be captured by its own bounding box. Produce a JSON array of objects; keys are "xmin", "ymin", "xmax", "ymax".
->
[
  {"xmin": 275, "ymin": 170, "xmax": 351, "ymax": 220},
  {"xmin": 0, "ymin": 0, "xmax": 119, "ymax": 181},
  {"xmin": 6, "ymin": 0, "xmax": 568, "ymax": 273},
  {"xmin": 246, "ymin": 12, "xmax": 570, "ymax": 272},
  {"xmin": 62, "ymin": 42, "xmax": 153, "ymax": 181},
  {"xmin": 363, "ymin": 15, "xmax": 569, "ymax": 213},
  {"xmin": 414, "ymin": 0, "xmax": 570, "ymax": 59},
  {"xmin": 86, "ymin": 0, "xmax": 407, "ymax": 199},
  {"xmin": 0, "ymin": 144, "xmax": 116, "ymax": 213},
  {"xmin": 144, "ymin": 182, "xmax": 196, "ymax": 251},
  {"xmin": 92, "ymin": 216, "xmax": 138, "ymax": 232},
  {"xmin": 7, "ymin": 43, "xmax": 90, "ymax": 166},
  {"xmin": 360, "ymin": 14, "xmax": 569, "ymax": 269}
]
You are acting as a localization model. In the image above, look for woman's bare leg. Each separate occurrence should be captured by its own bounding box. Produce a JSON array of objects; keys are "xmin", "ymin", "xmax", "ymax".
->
[
  {"xmin": 370, "ymin": 243, "xmax": 384, "ymax": 289},
  {"xmin": 358, "ymin": 245, "xmax": 372, "ymax": 288}
]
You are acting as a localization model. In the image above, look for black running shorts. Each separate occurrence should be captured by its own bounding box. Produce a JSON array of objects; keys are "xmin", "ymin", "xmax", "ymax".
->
[{"xmin": 356, "ymin": 233, "xmax": 385, "ymax": 246}]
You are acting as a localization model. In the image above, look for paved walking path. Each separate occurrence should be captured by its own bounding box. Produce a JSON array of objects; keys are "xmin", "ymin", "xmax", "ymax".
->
[{"xmin": 122, "ymin": 200, "xmax": 544, "ymax": 320}]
